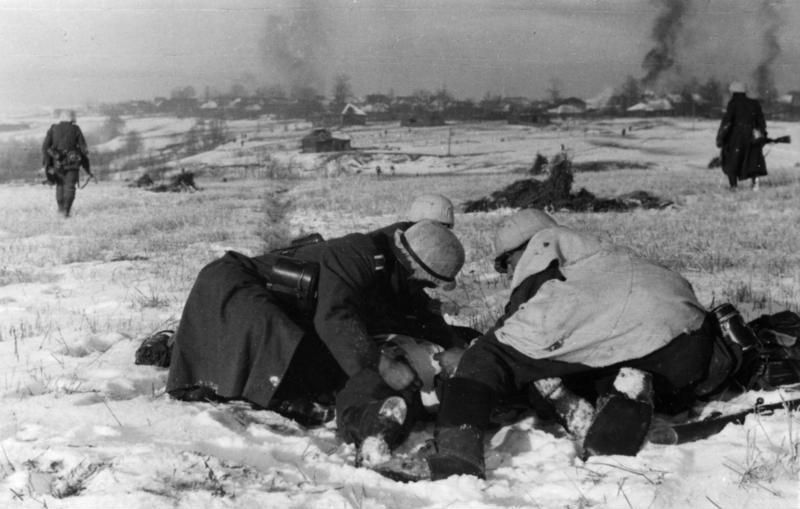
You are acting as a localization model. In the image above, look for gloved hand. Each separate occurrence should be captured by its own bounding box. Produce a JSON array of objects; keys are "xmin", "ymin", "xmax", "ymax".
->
[
  {"xmin": 379, "ymin": 345, "xmax": 420, "ymax": 391},
  {"xmin": 434, "ymin": 347, "xmax": 464, "ymax": 378}
]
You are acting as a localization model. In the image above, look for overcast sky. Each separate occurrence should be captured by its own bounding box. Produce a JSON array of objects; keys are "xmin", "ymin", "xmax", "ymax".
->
[{"xmin": 1, "ymin": 0, "xmax": 799, "ymax": 115}]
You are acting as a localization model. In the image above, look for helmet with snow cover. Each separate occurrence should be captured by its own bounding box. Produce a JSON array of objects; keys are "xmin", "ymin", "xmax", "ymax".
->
[
  {"xmin": 400, "ymin": 220, "xmax": 464, "ymax": 286},
  {"xmin": 408, "ymin": 193, "xmax": 455, "ymax": 228},
  {"xmin": 493, "ymin": 209, "xmax": 557, "ymax": 273}
]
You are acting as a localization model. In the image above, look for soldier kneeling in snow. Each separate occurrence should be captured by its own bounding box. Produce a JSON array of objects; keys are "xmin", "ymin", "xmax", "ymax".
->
[
  {"xmin": 418, "ymin": 209, "xmax": 771, "ymax": 480},
  {"xmin": 166, "ymin": 220, "xmax": 470, "ymax": 458}
]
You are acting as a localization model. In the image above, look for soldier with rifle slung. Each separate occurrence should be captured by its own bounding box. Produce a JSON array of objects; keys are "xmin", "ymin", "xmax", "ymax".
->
[
  {"xmin": 716, "ymin": 81, "xmax": 768, "ymax": 191},
  {"xmin": 41, "ymin": 109, "xmax": 93, "ymax": 217}
]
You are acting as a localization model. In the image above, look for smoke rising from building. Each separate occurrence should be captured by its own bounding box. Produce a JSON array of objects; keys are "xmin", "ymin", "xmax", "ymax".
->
[
  {"xmin": 261, "ymin": 0, "xmax": 330, "ymax": 96},
  {"xmin": 641, "ymin": 0, "xmax": 690, "ymax": 86},
  {"xmin": 640, "ymin": 0, "xmax": 788, "ymax": 99},
  {"xmin": 753, "ymin": 1, "xmax": 782, "ymax": 102}
]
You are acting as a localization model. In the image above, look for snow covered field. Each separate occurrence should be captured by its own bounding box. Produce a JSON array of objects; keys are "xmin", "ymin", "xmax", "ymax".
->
[{"xmin": 1, "ymin": 116, "xmax": 799, "ymax": 508}]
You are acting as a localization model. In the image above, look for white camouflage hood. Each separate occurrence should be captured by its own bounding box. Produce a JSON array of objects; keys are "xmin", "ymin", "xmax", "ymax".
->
[{"xmin": 497, "ymin": 227, "xmax": 706, "ymax": 367}]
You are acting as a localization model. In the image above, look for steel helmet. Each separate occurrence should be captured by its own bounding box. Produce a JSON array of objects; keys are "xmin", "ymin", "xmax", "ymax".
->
[
  {"xmin": 408, "ymin": 194, "xmax": 455, "ymax": 228},
  {"xmin": 57, "ymin": 109, "xmax": 75, "ymax": 122},
  {"xmin": 729, "ymin": 81, "xmax": 746, "ymax": 94},
  {"xmin": 493, "ymin": 209, "xmax": 557, "ymax": 272},
  {"xmin": 400, "ymin": 220, "xmax": 464, "ymax": 284}
]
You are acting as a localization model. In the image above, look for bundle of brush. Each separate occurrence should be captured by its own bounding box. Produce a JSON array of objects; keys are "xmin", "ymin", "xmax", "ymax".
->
[
  {"xmin": 541, "ymin": 152, "xmax": 574, "ymax": 201},
  {"xmin": 463, "ymin": 150, "xmax": 574, "ymax": 212}
]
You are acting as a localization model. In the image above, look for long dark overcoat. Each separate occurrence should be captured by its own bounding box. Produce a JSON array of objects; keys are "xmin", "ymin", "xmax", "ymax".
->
[
  {"xmin": 716, "ymin": 93, "xmax": 767, "ymax": 183},
  {"xmin": 42, "ymin": 121, "xmax": 89, "ymax": 168},
  {"xmin": 166, "ymin": 228, "xmax": 458, "ymax": 409}
]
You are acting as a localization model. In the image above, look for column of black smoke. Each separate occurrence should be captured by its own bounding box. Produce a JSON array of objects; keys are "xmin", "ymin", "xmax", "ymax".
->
[
  {"xmin": 753, "ymin": 0, "xmax": 781, "ymax": 103},
  {"xmin": 641, "ymin": 0, "xmax": 691, "ymax": 87}
]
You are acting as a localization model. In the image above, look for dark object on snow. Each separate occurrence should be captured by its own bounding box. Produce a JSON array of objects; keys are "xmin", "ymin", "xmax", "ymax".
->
[
  {"xmin": 149, "ymin": 169, "xmax": 199, "ymax": 193},
  {"xmin": 530, "ymin": 153, "xmax": 548, "ymax": 175},
  {"xmin": 463, "ymin": 153, "xmax": 672, "ymax": 213},
  {"xmin": 133, "ymin": 173, "xmax": 154, "ymax": 188},
  {"xmin": 272, "ymin": 399, "xmax": 335, "ymax": 427},
  {"xmin": 135, "ymin": 330, "xmax": 174, "ymax": 367},
  {"xmin": 740, "ymin": 310, "xmax": 800, "ymax": 390},
  {"xmin": 647, "ymin": 396, "xmax": 800, "ymax": 445},
  {"xmin": 708, "ymin": 155, "xmax": 721, "ymax": 169}
]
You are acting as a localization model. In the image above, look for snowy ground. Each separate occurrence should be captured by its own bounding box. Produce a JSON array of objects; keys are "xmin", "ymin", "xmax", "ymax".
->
[{"xmin": 1, "ymin": 116, "xmax": 799, "ymax": 508}]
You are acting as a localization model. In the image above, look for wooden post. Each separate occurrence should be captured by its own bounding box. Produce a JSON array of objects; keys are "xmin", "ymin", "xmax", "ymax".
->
[{"xmin": 447, "ymin": 128, "xmax": 453, "ymax": 156}]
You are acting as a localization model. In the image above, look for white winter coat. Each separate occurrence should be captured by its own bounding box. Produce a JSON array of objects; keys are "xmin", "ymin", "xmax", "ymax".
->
[{"xmin": 495, "ymin": 227, "xmax": 706, "ymax": 367}]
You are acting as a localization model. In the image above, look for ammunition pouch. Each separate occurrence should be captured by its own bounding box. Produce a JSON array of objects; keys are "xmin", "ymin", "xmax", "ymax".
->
[
  {"xmin": 740, "ymin": 310, "xmax": 800, "ymax": 390},
  {"xmin": 262, "ymin": 254, "xmax": 320, "ymax": 314},
  {"xmin": 709, "ymin": 308, "xmax": 800, "ymax": 392},
  {"xmin": 47, "ymin": 147, "xmax": 83, "ymax": 171}
]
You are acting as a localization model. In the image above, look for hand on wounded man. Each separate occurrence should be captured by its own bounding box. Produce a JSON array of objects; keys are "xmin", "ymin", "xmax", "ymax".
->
[
  {"xmin": 379, "ymin": 344, "xmax": 421, "ymax": 391},
  {"xmin": 377, "ymin": 334, "xmax": 460, "ymax": 410}
]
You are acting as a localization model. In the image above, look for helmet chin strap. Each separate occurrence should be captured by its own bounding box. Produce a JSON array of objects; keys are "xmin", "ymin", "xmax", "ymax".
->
[
  {"xmin": 393, "ymin": 231, "xmax": 445, "ymax": 288},
  {"xmin": 398, "ymin": 231, "xmax": 454, "ymax": 283}
]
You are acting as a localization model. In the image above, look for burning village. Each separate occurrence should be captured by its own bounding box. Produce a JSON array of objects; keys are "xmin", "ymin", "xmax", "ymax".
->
[{"xmin": 1, "ymin": 1, "xmax": 800, "ymax": 508}]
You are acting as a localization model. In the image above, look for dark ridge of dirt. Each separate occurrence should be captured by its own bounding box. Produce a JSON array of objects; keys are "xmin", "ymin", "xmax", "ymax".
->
[
  {"xmin": 463, "ymin": 154, "xmax": 673, "ymax": 213},
  {"xmin": 572, "ymin": 160, "xmax": 655, "ymax": 172},
  {"xmin": 148, "ymin": 170, "xmax": 199, "ymax": 193}
]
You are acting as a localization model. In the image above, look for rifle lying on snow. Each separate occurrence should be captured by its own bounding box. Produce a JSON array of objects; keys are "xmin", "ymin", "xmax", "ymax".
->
[{"xmin": 648, "ymin": 395, "xmax": 800, "ymax": 445}]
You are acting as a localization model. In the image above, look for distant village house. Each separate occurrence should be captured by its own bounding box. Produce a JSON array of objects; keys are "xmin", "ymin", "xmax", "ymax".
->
[
  {"xmin": 341, "ymin": 103, "xmax": 367, "ymax": 125},
  {"xmin": 301, "ymin": 128, "xmax": 352, "ymax": 153}
]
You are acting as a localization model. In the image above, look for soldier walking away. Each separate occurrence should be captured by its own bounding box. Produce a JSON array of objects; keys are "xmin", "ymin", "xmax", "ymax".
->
[
  {"xmin": 715, "ymin": 82, "xmax": 768, "ymax": 191},
  {"xmin": 42, "ymin": 109, "xmax": 93, "ymax": 217}
]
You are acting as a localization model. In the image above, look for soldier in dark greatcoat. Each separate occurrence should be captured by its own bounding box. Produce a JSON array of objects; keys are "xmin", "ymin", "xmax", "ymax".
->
[
  {"xmin": 167, "ymin": 220, "xmax": 468, "ymax": 454},
  {"xmin": 716, "ymin": 81, "xmax": 768, "ymax": 190},
  {"xmin": 41, "ymin": 110, "xmax": 92, "ymax": 217}
]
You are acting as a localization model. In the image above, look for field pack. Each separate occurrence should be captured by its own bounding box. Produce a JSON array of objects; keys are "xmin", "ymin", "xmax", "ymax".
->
[
  {"xmin": 47, "ymin": 147, "xmax": 83, "ymax": 171},
  {"xmin": 741, "ymin": 310, "xmax": 800, "ymax": 389}
]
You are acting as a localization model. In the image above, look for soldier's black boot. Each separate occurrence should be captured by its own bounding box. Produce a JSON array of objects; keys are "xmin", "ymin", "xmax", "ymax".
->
[
  {"xmin": 427, "ymin": 425, "xmax": 485, "ymax": 480},
  {"xmin": 426, "ymin": 377, "xmax": 494, "ymax": 480},
  {"xmin": 582, "ymin": 367, "xmax": 654, "ymax": 457}
]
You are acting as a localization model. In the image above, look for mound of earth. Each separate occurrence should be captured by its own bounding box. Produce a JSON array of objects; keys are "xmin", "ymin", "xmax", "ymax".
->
[
  {"xmin": 148, "ymin": 170, "xmax": 199, "ymax": 193},
  {"xmin": 464, "ymin": 154, "xmax": 672, "ymax": 213},
  {"xmin": 572, "ymin": 160, "xmax": 654, "ymax": 172}
]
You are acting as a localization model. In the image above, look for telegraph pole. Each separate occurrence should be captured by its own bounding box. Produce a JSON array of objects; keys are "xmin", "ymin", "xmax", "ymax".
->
[{"xmin": 447, "ymin": 128, "xmax": 453, "ymax": 156}]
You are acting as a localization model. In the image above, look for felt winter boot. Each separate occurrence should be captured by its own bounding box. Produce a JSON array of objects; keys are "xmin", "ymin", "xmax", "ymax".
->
[
  {"xmin": 354, "ymin": 396, "xmax": 408, "ymax": 467},
  {"xmin": 582, "ymin": 367, "xmax": 654, "ymax": 457},
  {"xmin": 533, "ymin": 377, "xmax": 596, "ymax": 443}
]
